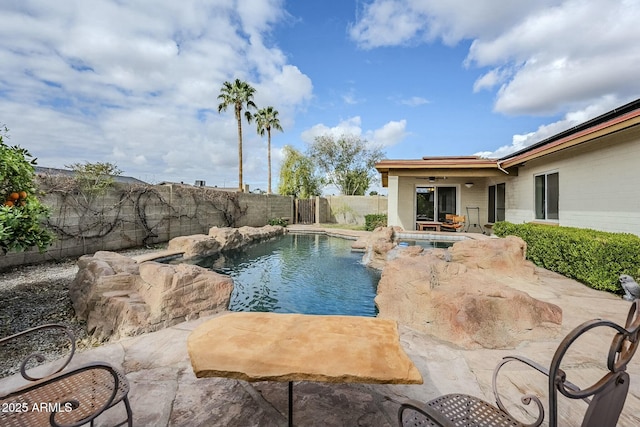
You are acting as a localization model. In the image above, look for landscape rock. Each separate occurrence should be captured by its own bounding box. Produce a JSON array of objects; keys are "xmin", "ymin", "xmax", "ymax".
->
[
  {"xmin": 358, "ymin": 226, "xmax": 402, "ymax": 270},
  {"xmin": 373, "ymin": 233, "xmax": 562, "ymax": 349},
  {"xmin": 71, "ymin": 225, "xmax": 285, "ymax": 342},
  {"xmin": 167, "ymin": 234, "xmax": 221, "ymax": 259},
  {"xmin": 166, "ymin": 225, "xmax": 285, "ymax": 260},
  {"xmin": 73, "ymin": 258, "xmax": 233, "ymax": 342}
]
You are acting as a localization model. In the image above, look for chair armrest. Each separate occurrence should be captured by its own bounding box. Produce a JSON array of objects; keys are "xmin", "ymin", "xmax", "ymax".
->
[
  {"xmin": 0, "ymin": 324, "xmax": 76, "ymax": 382},
  {"xmin": 491, "ymin": 355, "xmax": 587, "ymax": 426},
  {"xmin": 1, "ymin": 362, "xmax": 124, "ymax": 427}
]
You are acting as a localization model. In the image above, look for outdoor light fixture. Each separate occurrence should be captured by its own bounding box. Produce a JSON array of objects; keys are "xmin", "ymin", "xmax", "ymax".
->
[
  {"xmin": 428, "ymin": 177, "xmax": 436, "ymax": 183},
  {"xmin": 465, "ymin": 182, "xmax": 474, "ymax": 188}
]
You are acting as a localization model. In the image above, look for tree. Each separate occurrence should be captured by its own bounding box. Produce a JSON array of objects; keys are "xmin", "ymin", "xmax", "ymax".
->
[
  {"xmin": 307, "ymin": 134, "xmax": 385, "ymax": 195},
  {"xmin": 277, "ymin": 145, "xmax": 321, "ymax": 199},
  {"xmin": 217, "ymin": 79, "xmax": 257, "ymax": 192},
  {"xmin": 255, "ymin": 106, "xmax": 283, "ymax": 195},
  {"xmin": 0, "ymin": 125, "xmax": 53, "ymax": 254},
  {"xmin": 65, "ymin": 161, "xmax": 122, "ymax": 196}
]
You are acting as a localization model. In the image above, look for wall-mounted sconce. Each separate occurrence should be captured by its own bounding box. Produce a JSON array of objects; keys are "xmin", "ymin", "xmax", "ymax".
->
[
  {"xmin": 428, "ymin": 177, "xmax": 436, "ymax": 183},
  {"xmin": 464, "ymin": 182, "xmax": 474, "ymax": 188}
]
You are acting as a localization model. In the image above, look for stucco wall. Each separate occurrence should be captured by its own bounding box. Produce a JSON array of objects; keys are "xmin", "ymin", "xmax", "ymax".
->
[
  {"xmin": 504, "ymin": 125, "xmax": 640, "ymax": 235},
  {"xmin": 386, "ymin": 176, "xmax": 490, "ymax": 231}
]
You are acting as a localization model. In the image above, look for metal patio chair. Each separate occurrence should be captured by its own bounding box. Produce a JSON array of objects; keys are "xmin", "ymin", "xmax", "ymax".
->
[
  {"xmin": 0, "ymin": 324, "xmax": 132, "ymax": 427},
  {"xmin": 398, "ymin": 300, "xmax": 640, "ymax": 427}
]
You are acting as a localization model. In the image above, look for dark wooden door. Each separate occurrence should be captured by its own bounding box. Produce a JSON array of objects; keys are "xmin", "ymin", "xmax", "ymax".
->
[{"xmin": 295, "ymin": 198, "xmax": 315, "ymax": 224}]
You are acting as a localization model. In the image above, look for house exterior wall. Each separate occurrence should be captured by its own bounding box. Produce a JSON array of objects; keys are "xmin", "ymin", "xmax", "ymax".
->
[
  {"xmin": 504, "ymin": 124, "xmax": 640, "ymax": 235},
  {"xmin": 386, "ymin": 175, "xmax": 491, "ymax": 231}
]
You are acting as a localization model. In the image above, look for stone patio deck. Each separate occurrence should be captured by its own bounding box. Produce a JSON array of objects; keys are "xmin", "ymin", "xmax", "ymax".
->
[{"xmin": 2, "ymin": 227, "xmax": 639, "ymax": 426}]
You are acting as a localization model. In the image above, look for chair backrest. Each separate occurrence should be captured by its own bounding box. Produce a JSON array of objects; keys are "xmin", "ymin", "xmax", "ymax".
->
[{"xmin": 548, "ymin": 300, "xmax": 640, "ymax": 427}]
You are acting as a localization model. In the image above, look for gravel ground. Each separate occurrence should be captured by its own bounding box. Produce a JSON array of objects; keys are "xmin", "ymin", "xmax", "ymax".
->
[{"xmin": 0, "ymin": 246, "xmax": 165, "ymax": 377}]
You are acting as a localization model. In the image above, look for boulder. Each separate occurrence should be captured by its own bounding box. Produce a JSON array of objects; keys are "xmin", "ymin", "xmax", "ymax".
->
[
  {"xmin": 71, "ymin": 255, "xmax": 233, "ymax": 342},
  {"xmin": 70, "ymin": 252, "xmax": 139, "ymax": 320},
  {"xmin": 208, "ymin": 227, "xmax": 245, "ymax": 250},
  {"xmin": 166, "ymin": 225, "xmax": 285, "ymax": 260},
  {"xmin": 167, "ymin": 234, "xmax": 221, "ymax": 259},
  {"xmin": 374, "ymin": 236, "xmax": 562, "ymax": 349},
  {"xmin": 359, "ymin": 226, "xmax": 402, "ymax": 270},
  {"xmin": 72, "ymin": 225, "xmax": 286, "ymax": 342}
]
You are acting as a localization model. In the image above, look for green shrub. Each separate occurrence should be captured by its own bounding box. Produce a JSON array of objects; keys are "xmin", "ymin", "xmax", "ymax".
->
[
  {"xmin": 493, "ymin": 221, "xmax": 640, "ymax": 294},
  {"xmin": 267, "ymin": 217, "xmax": 288, "ymax": 227},
  {"xmin": 364, "ymin": 214, "xmax": 387, "ymax": 231}
]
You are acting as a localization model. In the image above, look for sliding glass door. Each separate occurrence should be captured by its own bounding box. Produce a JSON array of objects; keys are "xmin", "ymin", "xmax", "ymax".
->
[{"xmin": 416, "ymin": 186, "xmax": 457, "ymax": 223}]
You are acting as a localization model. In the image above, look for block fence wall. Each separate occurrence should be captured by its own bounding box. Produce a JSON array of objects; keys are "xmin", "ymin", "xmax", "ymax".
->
[
  {"xmin": 320, "ymin": 195, "xmax": 388, "ymax": 225},
  {"xmin": 0, "ymin": 183, "xmax": 293, "ymax": 270}
]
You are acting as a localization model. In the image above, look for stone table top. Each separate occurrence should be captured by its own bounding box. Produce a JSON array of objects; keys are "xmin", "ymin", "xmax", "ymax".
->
[{"xmin": 187, "ymin": 312, "xmax": 423, "ymax": 384}]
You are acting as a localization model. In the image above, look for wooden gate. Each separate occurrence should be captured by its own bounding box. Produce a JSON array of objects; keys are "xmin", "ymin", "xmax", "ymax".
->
[{"xmin": 295, "ymin": 198, "xmax": 315, "ymax": 224}]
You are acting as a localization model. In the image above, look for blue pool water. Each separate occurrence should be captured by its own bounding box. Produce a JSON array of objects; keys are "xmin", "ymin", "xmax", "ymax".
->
[{"xmin": 186, "ymin": 233, "xmax": 381, "ymax": 317}]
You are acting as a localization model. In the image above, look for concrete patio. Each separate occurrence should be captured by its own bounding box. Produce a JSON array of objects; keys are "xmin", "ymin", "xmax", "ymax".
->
[{"xmin": 2, "ymin": 228, "xmax": 640, "ymax": 426}]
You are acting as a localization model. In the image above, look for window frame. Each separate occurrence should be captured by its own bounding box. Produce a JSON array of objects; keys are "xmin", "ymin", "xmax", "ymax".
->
[
  {"xmin": 487, "ymin": 183, "xmax": 506, "ymax": 223},
  {"xmin": 534, "ymin": 171, "xmax": 559, "ymax": 221}
]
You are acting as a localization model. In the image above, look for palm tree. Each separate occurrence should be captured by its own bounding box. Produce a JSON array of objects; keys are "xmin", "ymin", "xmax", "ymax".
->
[
  {"xmin": 217, "ymin": 79, "xmax": 257, "ymax": 192},
  {"xmin": 255, "ymin": 106, "xmax": 283, "ymax": 194}
]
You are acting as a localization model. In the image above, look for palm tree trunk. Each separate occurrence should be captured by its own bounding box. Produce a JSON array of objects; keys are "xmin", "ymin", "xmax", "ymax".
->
[
  {"xmin": 236, "ymin": 108, "xmax": 243, "ymax": 192},
  {"xmin": 267, "ymin": 128, "xmax": 272, "ymax": 194}
]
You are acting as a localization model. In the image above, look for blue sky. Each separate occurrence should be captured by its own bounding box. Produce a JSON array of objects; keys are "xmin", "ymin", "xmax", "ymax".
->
[{"xmin": 1, "ymin": 1, "xmax": 640, "ymax": 194}]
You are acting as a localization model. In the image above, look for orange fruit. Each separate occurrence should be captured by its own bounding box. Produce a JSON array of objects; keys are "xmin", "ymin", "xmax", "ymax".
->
[
  {"xmin": 19, "ymin": 191, "xmax": 27, "ymax": 199},
  {"xmin": 4, "ymin": 200, "xmax": 14, "ymax": 207},
  {"xmin": 9, "ymin": 192, "xmax": 19, "ymax": 200}
]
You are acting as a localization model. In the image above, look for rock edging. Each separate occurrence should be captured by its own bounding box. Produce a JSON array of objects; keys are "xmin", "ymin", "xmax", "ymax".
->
[
  {"xmin": 360, "ymin": 227, "xmax": 563, "ymax": 349},
  {"xmin": 70, "ymin": 225, "xmax": 285, "ymax": 342}
]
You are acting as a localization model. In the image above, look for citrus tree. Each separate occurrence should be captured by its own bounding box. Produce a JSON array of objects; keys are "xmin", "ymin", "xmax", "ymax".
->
[{"xmin": 0, "ymin": 126, "xmax": 53, "ymax": 254}]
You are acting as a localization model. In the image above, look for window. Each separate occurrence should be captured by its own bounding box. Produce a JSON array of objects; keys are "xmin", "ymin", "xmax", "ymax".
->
[
  {"xmin": 488, "ymin": 183, "xmax": 505, "ymax": 223},
  {"xmin": 535, "ymin": 172, "xmax": 559, "ymax": 220}
]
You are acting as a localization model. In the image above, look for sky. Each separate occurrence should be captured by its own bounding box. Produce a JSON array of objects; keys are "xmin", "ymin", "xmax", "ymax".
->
[{"xmin": 1, "ymin": 0, "xmax": 640, "ymax": 194}]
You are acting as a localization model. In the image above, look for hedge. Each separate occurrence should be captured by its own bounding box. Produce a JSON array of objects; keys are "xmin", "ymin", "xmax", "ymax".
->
[
  {"xmin": 493, "ymin": 221, "xmax": 640, "ymax": 294},
  {"xmin": 364, "ymin": 214, "xmax": 387, "ymax": 231}
]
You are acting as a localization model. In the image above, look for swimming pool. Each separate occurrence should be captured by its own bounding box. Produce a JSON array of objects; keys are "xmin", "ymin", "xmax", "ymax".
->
[
  {"xmin": 395, "ymin": 231, "xmax": 467, "ymax": 249},
  {"xmin": 183, "ymin": 233, "xmax": 380, "ymax": 317}
]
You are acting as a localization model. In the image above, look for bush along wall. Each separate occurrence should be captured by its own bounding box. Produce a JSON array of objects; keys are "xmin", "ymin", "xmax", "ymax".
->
[
  {"xmin": 364, "ymin": 214, "xmax": 387, "ymax": 231},
  {"xmin": 493, "ymin": 221, "xmax": 640, "ymax": 294}
]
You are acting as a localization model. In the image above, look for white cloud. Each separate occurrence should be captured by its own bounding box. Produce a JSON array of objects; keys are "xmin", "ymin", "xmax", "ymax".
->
[
  {"xmin": 366, "ymin": 120, "xmax": 407, "ymax": 147},
  {"xmin": 300, "ymin": 117, "xmax": 406, "ymax": 148},
  {"xmin": 399, "ymin": 96, "xmax": 429, "ymax": 107},
  {"xmin": 350, "ymin": 0, "xmax": 640, "ymax": 118},
  {"xmin": 0, "ymin": 0, "xmax": 312, "ymax": 187},
  {"xmin": 301, "ymin": 117, "xmax": 364, "ymax": 143},
  {"xmin": 475, "ymin": 95, "xmax": 628, "ymax": 158}
]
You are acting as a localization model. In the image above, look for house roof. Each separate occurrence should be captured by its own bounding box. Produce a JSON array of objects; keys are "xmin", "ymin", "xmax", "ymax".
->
[
  {"xmin": 499, "ymin": 98, "xmax": 640, "ymax": 168},
  {"xmin": 375, "ymin": 98, "xmax": 640, "ymax": 186},
  {"xmin": 35, "ymin": 166, "xmax": 148, "ymax": 185}
]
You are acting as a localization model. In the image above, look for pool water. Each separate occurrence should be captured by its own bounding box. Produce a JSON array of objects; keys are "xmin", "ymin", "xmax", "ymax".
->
[
  {"xmin": 396, "ymin": 239, "xmax": 454, "ymax": 249},
  {"xmin": 186, "ymin": 233, "xmax": 381, "ymax": 317}
]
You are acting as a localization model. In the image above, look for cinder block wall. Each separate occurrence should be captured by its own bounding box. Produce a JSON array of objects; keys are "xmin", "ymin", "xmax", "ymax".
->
[
  {"xmin": 324, "ymin": 195, "xmax": 388, "ymax": 225},
  {"xmin": 0, "ymin": 183, "xmax": 293, "ymax": 270}
]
